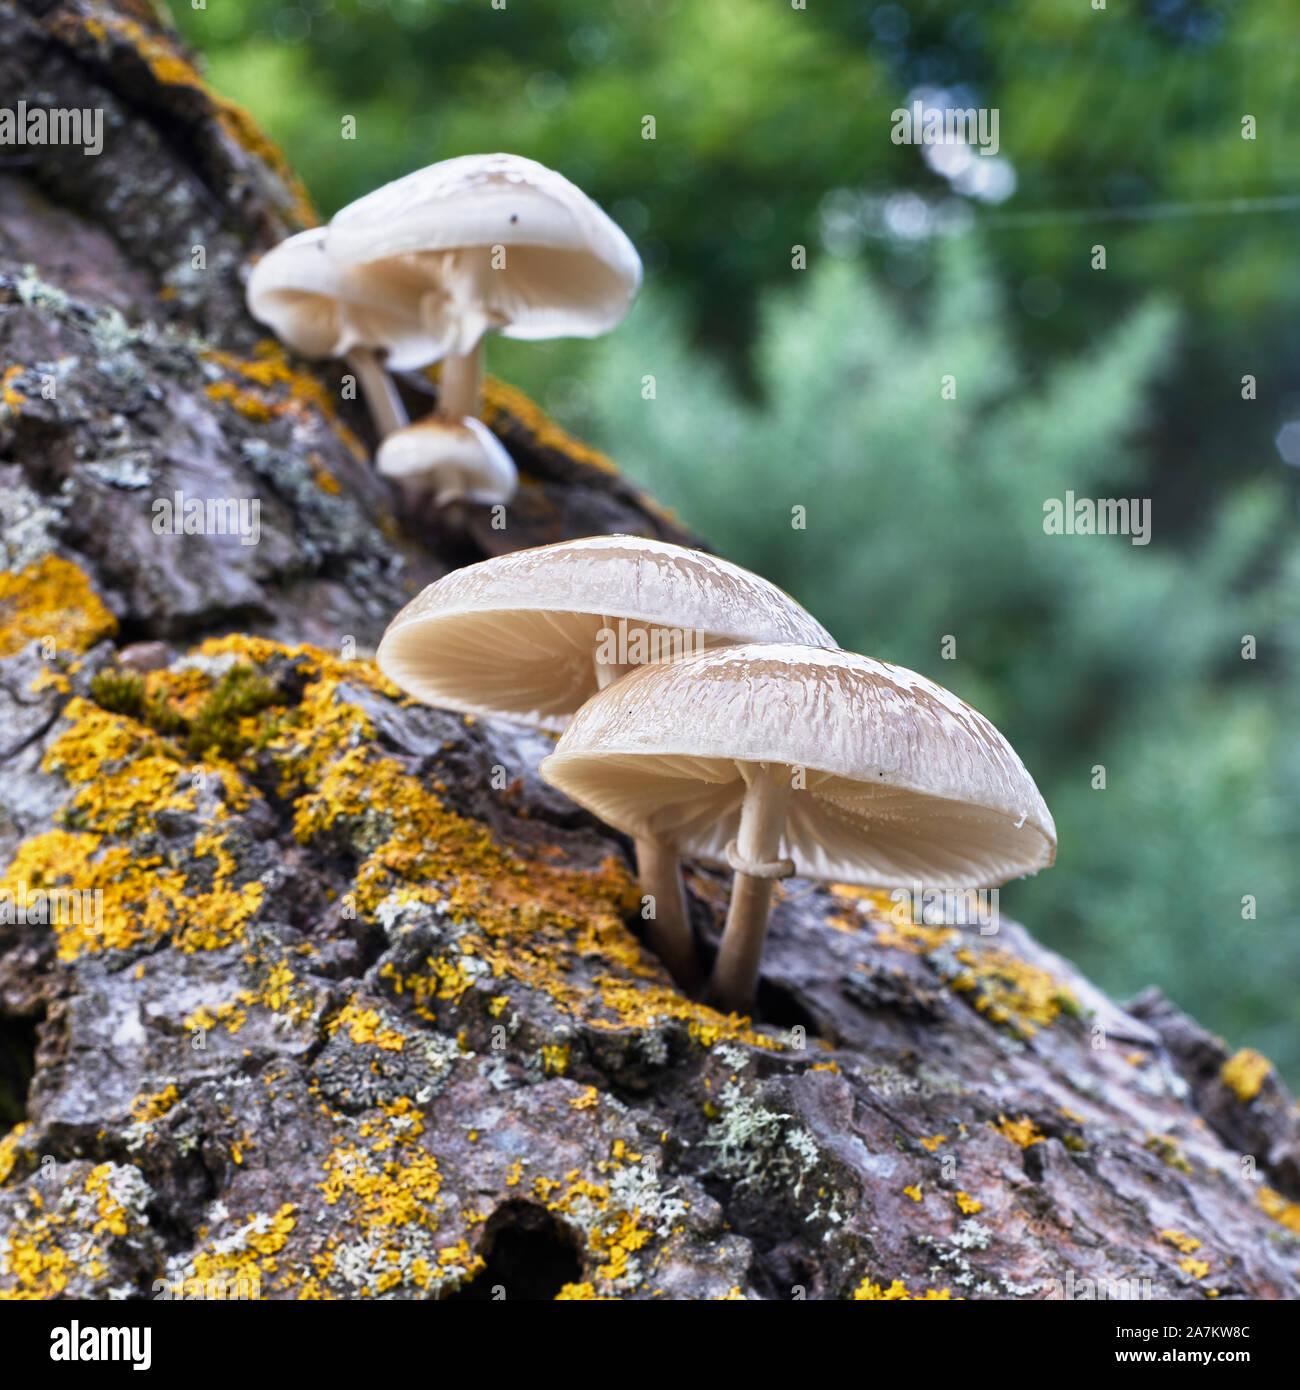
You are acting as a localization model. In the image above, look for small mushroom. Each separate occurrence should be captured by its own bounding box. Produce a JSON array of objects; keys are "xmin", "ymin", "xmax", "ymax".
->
[
  {"xmin": 375, "ymin": 537, "xmax": 834, "ymax": 991},
  {"xmin": 324, "ymin": 153, "xmax": 642, "ymax": 425},
  {"xmin": 376, "ymin": 414, "xmax": 517, "ymax": 510},
  {"xmin": 539, "ymin": 643, "xmax": 1057, "ymax": 1013},
  {"xmin": 245, "ymin": 226, "xmax": 443, "ymax": 440}
]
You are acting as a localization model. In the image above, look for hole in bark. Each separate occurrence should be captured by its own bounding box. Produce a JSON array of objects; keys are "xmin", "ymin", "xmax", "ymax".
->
[
  {"xmin": 445, "ymin": 1201, "xmax": 583, "ymax": 1301},
  {"xmin": 0, "ymin": 1008, "xmax": 41, "ymax": 1134},
  {"xmin": 753, "ymin": 975, "xmax": 822, "ymax": 1039}
]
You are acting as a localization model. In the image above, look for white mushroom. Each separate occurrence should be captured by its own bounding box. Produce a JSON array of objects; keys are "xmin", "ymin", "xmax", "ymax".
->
[
  {"xmin": 324, "ymin": 153, "xmax": 642, "ymax": 423},
  {"xmin": 376, "ymin": 415, "xmax": 517, "ymax": 509},
  {"xmin": 539, "ymin": 643, "xmax": 1057, "ymax": 1013},
  {"xmin": 245, "ymin": 227, "xmax": 447, "ymax": 440},
  {"xmin": 376, "ymin": 537, "xmax": 835, "ymax": 991}
]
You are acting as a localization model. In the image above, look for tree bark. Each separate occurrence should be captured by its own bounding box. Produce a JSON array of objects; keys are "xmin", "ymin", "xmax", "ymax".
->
[{"xmin": 0, "ymin": 0, "xmax": 1297, "ymax": 1301}]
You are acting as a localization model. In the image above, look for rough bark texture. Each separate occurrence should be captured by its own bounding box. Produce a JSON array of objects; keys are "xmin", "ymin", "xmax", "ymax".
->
[{"xmin": 1, "ymin": 0, "xmax": 1298, "ymax": 1302}]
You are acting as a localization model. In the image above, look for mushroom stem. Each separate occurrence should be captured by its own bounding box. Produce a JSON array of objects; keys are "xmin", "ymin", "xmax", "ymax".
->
[
  {"xmin": 593, "ymin": 648, "xmax": 699, "ymax": 991},
  {"xmin": 594, "ymin": 654, "xmax": 630, "ymax": 691},
  {"xmin": 435, "ymin": 493, "xmax": 470, "ymax": 536},
  {"xmin": 438, "ymin": 340, "xmax": 484, "ymax": 420},
  {"xmin": 345, "ymin": 347, "xmax": 409, "ymax": 440},
  {"xmin": 634, "ymin": 834, "xmax": 701, "ymax": 994},
  {"xmin": 706, "ymin": 762, "xmax": 793, "ymax": 1013}
]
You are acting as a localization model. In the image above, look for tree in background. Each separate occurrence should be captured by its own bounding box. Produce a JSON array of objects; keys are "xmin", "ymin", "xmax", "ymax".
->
[
  {"xmin": 174, "ymin": 0, "xmax": 1300, "ymax": 483},
  {"xmin": 525, "ymin": 244, "xmax": 1300, "ymax": 1077}
]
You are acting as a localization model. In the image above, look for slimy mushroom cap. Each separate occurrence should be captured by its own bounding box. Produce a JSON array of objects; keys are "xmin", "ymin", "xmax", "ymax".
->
[
  {"xmin": 540, "ymin": 643, "xmax": 1057, "ymax": 888},
  {"xmin": 375, "ymin": 415, "xmax": 517, "ymax": 507},
  {"xmin": 375, "ymin": 536, "xmax": 835, "ymax": 732},
  {"xmin": 245, "ymin": 227, "xmax": 449, "ymax": 371},
  {"xmin": 324, "ymin": 153, "xmax": 643, "ymax": 356}
]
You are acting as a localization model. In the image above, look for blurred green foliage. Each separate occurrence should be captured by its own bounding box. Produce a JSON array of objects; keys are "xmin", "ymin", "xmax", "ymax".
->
[
  {"xmin": 539, "ymin": 249, "xmax": 1300, "ymax": 1075},
  {"xmin": 174, "ymin": 0, "xmax": 1300, "ymax": 1077}
]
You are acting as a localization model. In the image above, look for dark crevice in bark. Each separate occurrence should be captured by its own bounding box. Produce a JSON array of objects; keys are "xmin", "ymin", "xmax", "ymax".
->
[
  {"xmin": 444, "ymin": 1202, "xmax": 584, "ymax": 1301},
  {"xmin": 0, "ymin": 1005, "xmax": 41, "ymax": 1133}
]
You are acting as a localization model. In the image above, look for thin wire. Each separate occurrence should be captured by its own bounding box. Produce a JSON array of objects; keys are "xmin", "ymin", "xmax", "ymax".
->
[{"xmin": 977, "ymin": 192, "xmax": 1300, "ymax": 230}]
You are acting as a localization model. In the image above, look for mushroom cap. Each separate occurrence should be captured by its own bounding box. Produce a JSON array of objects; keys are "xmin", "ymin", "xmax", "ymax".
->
[
  {"xmin": 375, "ymin": 536, "xmax": 836, "ymax": 732},
  {"xmin": 376, "ymin": 414, "xmax": 517, "ymax": 506},
  {"xmin": 324, "ymin": 154, "xmax": 642, "ymax": 355},
  {"xmin": 540, "ymin": 643, "xmax": 1057, "ymax": 889},
  {"xmin": 245, "ymin": 227, "xmax": 450, "ymax": 371}
]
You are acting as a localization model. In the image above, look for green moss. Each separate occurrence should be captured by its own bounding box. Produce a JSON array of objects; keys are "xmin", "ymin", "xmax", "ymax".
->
[
  {"xmin": 89, "ymin": 669, "xmax": 185, "ymax": 739},
  {"xmin": 187, "ymin": 665, "xmax": 281, "ymax": 760},
  {"xmin": 90, "ymin": 662, "xmax": 279, "ymax": 760},
  {"xmin": 1054, "ymin": 990, "xmax": 1086, "ymax": 1021}
]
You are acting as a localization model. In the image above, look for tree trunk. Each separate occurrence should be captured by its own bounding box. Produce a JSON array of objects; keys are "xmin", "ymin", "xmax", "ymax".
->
[{"xmin": 0, "ymin": 0, "xmax": 1297, "ymax": 1301}]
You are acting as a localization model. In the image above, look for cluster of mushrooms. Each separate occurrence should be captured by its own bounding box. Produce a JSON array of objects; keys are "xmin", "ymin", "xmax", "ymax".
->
[
  {"xmin": 376, "ymin": 535, "xmax": 1058, "ymax": 1012},
  {"xmin": 244, "ymin": 154, "xmax": 1056, "ymax": 1013},
  {"xmin": 246, "ymin": 152, "xmax": 642, "ymax": 511}
]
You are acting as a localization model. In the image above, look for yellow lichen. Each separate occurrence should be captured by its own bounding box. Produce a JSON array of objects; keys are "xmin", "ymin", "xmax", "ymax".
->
[
  {"xmin": 29, "ymin": 666, "xmax": 70, "ymax": 696},
  {"xmin": 306, "ymin": 1099, "xmax": 483, "ymax": 1297},
  {"xmin": 247, "ymin": 640, "xmax": 778, "ymax": 1050},
  {"xmin": 313, "ymin": 466, "xmax": 342, "ymax": 495},
  {"xmin": 186, "ymin": 953, "xmax": 316, "ymax": 1038},
  {"xmin": 955, "ymin": 1191, "xmax": 982, "ymax": 1215},
  {"xmin": 187, "ymin": 1204, "xmax": 296, "ymax": 1298},
  {"xmin": 329, "ymin": 1002, "xmax": 405, "ymax": 1052},
  {"xmin": 0, "ymin": 1219, "xmax": 75, "ymax": 1298},
  {"xmin": 58, "ymin": 11, "xmax": 316, "ymax": 228},
  {"xmin": 0, "ymin": 1123, "xmax": 31, "ymax": 1185},
  {"xmin": 205, "ymin": 378, "xmax": 272, "ymax": 422},
  {"xmin": 1178, "ymin": 1256, "xmax": 1210, "ymax": 1279},
  {"xmin": 837, "ymin": 887, "xmax": 1077, "ymax": 1037},
  {"xmin": 479, "ymin": 376, "xmax": 620, "ymax": 477},
  {"xmin": 84, "ymin": 1164, "xmax": 130, "ymax": 1236},
  {"xmin": 203, "ymin": 345, "xmax": 366, "ymax": 461},
  {"xmin": 0, "ymin": 671, "xmax": 281, "ymax": 960},
  {"xmin": 951, "ymin": 943, "xmax": 1078, "ymax": 1037},
  {"xmin": 1, "ymin": 364, "xmax": 25, "ymax": 413},
  {"xmin": 992, "ymin": 1114, "xmax": 1045, "ymax": 1148},
  {"xmin": 918, "ymin": 1134, "xmax": 947, "ymax": 1152},
  {"xmin": 555, "ymin": 1281, "xmax": 608, "ymax": 1300},
  {"xmin": 1160, "ymin": 1229, "xmax": 1201, "ymax": 1254},
  {"xmin": 1144, "ymin": 1133, "xmax": 1193, "ymax": 1174},
  {"xmin": 1220, "ymin": 1049, "xmax": 1271, "ymax": 1104},
  {"xmin": 0, "ymin": 555, "xmax": 117, "ymax": 658},
  {"xmin": 854, "ymin": 1276, "xmax": 952, "ymax": 1300},
  {"xmin": 0, "ymin": 1165, "xmax": 146, "ymax": 1299},
  {"xmin": 903, "ymin": 1184, "xmax": 923, "ymax": 1203},
  {"xmin": 536, "ymin": 1169, "xmax": 653, "ymax": 1290},
  {"xmin": 130, "ymin": 1086, "xmax": 179, "ymax": 1124},
  {"xmin": 1258, "ymin": 1186, "xmax": 1300, "ymax": 1234},
  {"xmin": 0, "ymin": 622, "xmax": 791, "ymax": 1328}
]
